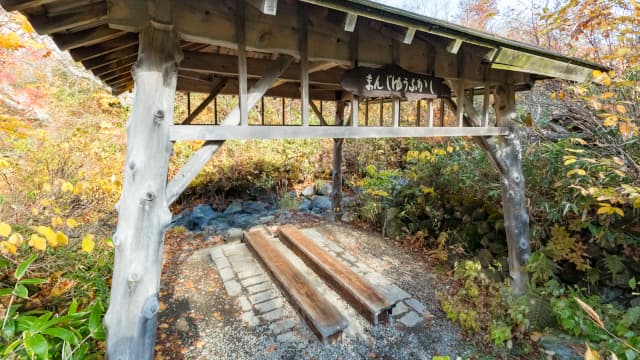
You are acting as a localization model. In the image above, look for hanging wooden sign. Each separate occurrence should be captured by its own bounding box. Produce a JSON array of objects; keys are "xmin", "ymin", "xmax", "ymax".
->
[{"xmin": 340, "ymin": 65, "xmax": 450, "ymax": 100}]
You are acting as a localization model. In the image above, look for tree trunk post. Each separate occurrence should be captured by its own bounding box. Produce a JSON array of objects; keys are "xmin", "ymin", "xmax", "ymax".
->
[
  {"xmin": 331, "ymin": 101, "xmax": 346, "ymax": 220},
  {"xmin": 494, "ymin": 84, "xmax": 531, "ymax": 294},
  {"xmin": 104, "ymin": 24, "xmax": 181, "ymax": 359}
]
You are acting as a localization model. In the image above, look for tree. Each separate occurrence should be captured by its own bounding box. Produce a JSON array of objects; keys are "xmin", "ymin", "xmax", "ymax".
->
[{"xmin": 455, "ymin": 0, "xmax": 499, "ymax": 31}]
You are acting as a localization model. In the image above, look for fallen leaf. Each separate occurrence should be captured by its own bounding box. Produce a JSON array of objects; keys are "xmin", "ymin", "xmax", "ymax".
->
[{"xmin": 0, "ymin": 222, "xmax": 11, "ymax": 237}]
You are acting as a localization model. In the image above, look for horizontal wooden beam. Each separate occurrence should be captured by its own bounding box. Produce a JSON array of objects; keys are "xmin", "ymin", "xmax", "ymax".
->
[
  {"xmin": 170, "ymin": 124, "xmax": 509, "ymax": 141},
  {"xmin": 30, "ymin": 3, "xmax": 108, "ymax": 35},
  {"xmin": 2, "ymin": 0, "xmax": 58, "ymax": 12},
  {"xmin": 92, "ymin": 53, "xmax": 137, "ymax": 76},
  {"xmin": 180, "ymin": 51, "xmax": 342, "ymax": 86},
  {"xmin": 54, "ymin": 25, "xmax": 127, "ymax": 51},
  {"xmin": 492, "ymin": 47, "xmax": 593, "ymax": 82},
  {"xmin": 70, "ymin": 33, "xmax": 138, "ymax": 62},
  {"xmin": 82, "ymin": 44, "xmax": 138, "ymax": 70}
]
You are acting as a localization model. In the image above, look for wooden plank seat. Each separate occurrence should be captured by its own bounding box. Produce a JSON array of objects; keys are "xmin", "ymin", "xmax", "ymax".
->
[
  {"xmin": 278, "ymin": 225, "xmax": 393, "ymax": 325},
  {"xmin": 243, "ymin": 228, "xmax": 348, "ymax": 344}
]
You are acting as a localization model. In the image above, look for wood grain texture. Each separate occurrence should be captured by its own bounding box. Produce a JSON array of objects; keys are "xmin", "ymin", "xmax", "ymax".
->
[
  {"xmin": 279, "ymin": 226, "xmax": 392, "ymax": 324},
  {"xmin": 244, "ymin": 228, "xmax": 349, "ymax": 343}
]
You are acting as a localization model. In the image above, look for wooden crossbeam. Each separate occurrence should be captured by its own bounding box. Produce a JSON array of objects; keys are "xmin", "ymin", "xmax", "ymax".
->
[
  {"xmin": 261, "ymin": 0, "xmax": 278, "ymax": 15},
  {"xmin": 237, "ymin": 0, "xmax": 248, "ymax": 127},
  {"xmin": 169, "ymin": 125, "xmax": 510, "ymax": 141},
  {"xmin": 2, "ymin": 0, "xmax": 57, "ymax": 12},
  {"xmin": 446, "ymin": 38, "xmax": 463, "ymax": 54},
  {"xmin": 30, "ymin": 4, "xmax": 108, "ymax": 35},
  {"xmin": 54, "ymin": 25, "xmax": 127, "ymax": 51},
  {"xmin": 299, "ymin": 8, "xmax": 310, "ymax": 126},
  {"xmin": 83, "ymin": 45, "xmax": 138, "ymax": 70},
  {"xmin": 344, "ymin": 13, "xmax": 358, "ymax": 32},
  {"xmin": 70, "ymin": 33, "xmax": 138, "ymax": 62},
  {"xmin": 180, "ymin": 79, "xmax": 227, "ymax": 125}
]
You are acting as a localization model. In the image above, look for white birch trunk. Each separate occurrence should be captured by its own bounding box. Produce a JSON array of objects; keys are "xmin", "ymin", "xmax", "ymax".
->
[{"xmin": 104, "ymin": 27, "xmax": 181, "ymax": 359}]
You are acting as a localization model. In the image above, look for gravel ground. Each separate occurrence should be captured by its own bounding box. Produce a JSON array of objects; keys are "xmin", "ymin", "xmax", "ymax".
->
[{"xmin": 156, "ymin": 222, "xmax": 475, "ymax": 359}]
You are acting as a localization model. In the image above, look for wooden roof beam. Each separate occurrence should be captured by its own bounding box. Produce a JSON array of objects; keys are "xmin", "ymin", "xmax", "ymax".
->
[
  {"xmin": 30, "ymin": 3, "xmax": 108, "ymax": 35},
  {"xmin": 403, "ymin": 27, "xmax": 416, "ymax": 45},
  {"xmin": 344, "ymin": 12, "xmax": 358, "ymax": 32},
  {"xmin": 54, "ymin": 25, "xmax": 128, "ymax": 51},
  {"xmin": 261, "ymin": 0, "xmax": 278, "ymax": 15},
  {"xmin": 70, "ymin": 33, "xmax": 138, "ymax": 62},
  {"xmin": 2, "ymin": 0, "xmax": 56, "ymax": 11},
  {"xmin": 446, "ymin": 38, "xmax": 463, "ymax": 54},
  {"xmin": 82, "ymin": 44, "xmax": 138, "ymax": 70},
  {"xmin": 92, "ymin": 53, "xmax": 137, "ymax": 76}
]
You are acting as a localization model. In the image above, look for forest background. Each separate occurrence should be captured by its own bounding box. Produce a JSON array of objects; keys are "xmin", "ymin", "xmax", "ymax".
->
[{"xmin": 0, "ymin": 0, "xmax": 638, "ymax": 358}]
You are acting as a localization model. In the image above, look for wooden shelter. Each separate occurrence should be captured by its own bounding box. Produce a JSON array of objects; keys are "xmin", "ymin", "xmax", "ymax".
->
[{"xmin": 1, "ymin": 0, "xmax": 607, "ymax": 358}]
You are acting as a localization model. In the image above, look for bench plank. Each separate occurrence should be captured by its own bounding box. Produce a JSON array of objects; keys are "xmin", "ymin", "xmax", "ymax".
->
[
  {"xmin": 279, "ymin": 225, "xmax": 393, "ymax": 324},
  {"xmin": 244, "ymin": 228, "xmax": 348, "ymax": 343}
]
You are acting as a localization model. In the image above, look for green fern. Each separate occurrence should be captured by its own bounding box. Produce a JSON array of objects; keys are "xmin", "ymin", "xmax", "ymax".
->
[{"xmin": 527, "ymin": 251, "xmax": 560, "ymax": 284}]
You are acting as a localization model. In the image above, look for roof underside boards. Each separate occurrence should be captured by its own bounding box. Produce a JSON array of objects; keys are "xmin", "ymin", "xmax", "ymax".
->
[{"xmin": 0, "ymin": 0, "xmax": 608, "ymax": 96}]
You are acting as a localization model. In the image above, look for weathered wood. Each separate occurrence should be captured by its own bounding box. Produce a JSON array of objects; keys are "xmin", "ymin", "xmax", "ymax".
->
[
  {"xmin": 30, "ymin": 3, "xmax": 108, "ymax": 35},
  {"xmin": 299, "ymin": 7, "xmax": 310, "ymax": 126},
  {"xmin": 344, "ymin": 12, "xmax": 358, "ymax": 32},
  {"xmin": 166, "ymin": 55, "xmax": 294, "ymax": 205},
  {"xmin": 392, "ymin": 98, "xmax": 400, "ymax": 127},
  {"xmin": 446, "ymin": 39, "xmax": 463, "ymax": 54},
  {"xmin": 403, "ymin": 27, "xmax": 416, "ymax": 44},
  {"xmin": 2, "ymin": 0, "xmax": 57, "ymax": 12},
  {"xmin": 456, "ymin": 79, "xmax": 464, "ymax": 127},
  {"xmin": 237, "ymin": 0, "xmax": 248, "ymax": 127},
  {"xmin": 103, "ymin": 25, "xmax": 181, "ymax": 359},
  {"xmin": 279, "ymin": 225, "xmax": 392, "ymax": 324},
  {"xmin": 427, "ymin": 99, "xmax": 434, "ymax": 127},
  {"xmin": 331, "ymin": 101, "xmax": 345, "ymax": 217},
  {"xmin": 54, "ymin": 25, "xmax": 127, "ymax": 51},
  {"xmin": 261, "ymin": 0, "xmax": 278, "ymax": 15},
  {"xmin": 70, "ymin": 33, "xmax": 138, "ymax": 62},
  {"xmin": 169, "ymin": 124, "xmax": 510, "ymax": 141},
  {"xmin": 482, "ymin": 84, "xmax": 491, "ymax": 127},
  {"xmin": 310, "ymin": 101, "xmax": 329, "ymax": 126},
  {"xmin": 341, "ymin": 65, "xmax": 451, "ymax": 99},
  {"xmin": 84, "ymin": 45, "xmax": 138, "ymax": 70},
  {"xmin": 492, "ymin": 47, "xmax": 593, "ymax": 82},
  {"xmin": 180, "ymin": 79, "xmax": 227, "ymax": 125},
  {"xmin": 244, "ymin": 228, "xmax": 349, "ymax": 343}
]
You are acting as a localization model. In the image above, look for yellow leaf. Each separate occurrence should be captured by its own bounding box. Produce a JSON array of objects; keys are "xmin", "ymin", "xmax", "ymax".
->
[
  {"xmin": 569, "ymin": 138, "xmax": 587, "ymax": 145},
  {"xmin": 82, "ymin": 234, "xmax": 95, "ymax": 253},
  {"xmin": 550, "ymin": 92, "xmax": 557, "ymax": 99},
  {"xmin": 0, "ymin": 222, "xmax": 11, "ymax": 237},
  {"xmin": 35, "ymin": 226, "xmax": 56, "ymax": 242},
  {"xmin": 51, "ymin": 216, "xmax": 64, "ymax": 229},
  {"xmin": 584, "ymin": 343, "xmax": 600, "ymax": 360},
  {"xmin": 420, "ymin": 185, "xmax": 435, "ymax": 194},
  {"xmin": 0, "ymin": 241, "xmax": 17, "ymax": 255},
  {"xmin": 612, "ymin": 207, "xmax": 624, "ymax": 217},
  {"xmin": 446, "ymin": 145, "xmax": 454, "ymax": 153},
  {"xmin": 564, "ymin": 159, "xmax": 577, "ymax": 165},
  {"xmin": 42, "ymin": 183, "xmax": 51, "ymax": 192},
  {"xmin": 29, "ymin": 235, "xmax": 47, "ymax": 251},
  {"xmin": 66, "ymin": 218, "xmax": 79, "ymax": 228},
  {"xmin": 8, "ymin": 233, "xmax": 24, "ymax": 246},
  {"xmin": 566, "ymin": 148, "xmax": 585, "ymax": 153},
  {"xmin": 73, "ymin": 181, "xmax": 88, "ymax": 195},
  {"xmin": 31, "ymin": 207, "xmax": 39, "ymax": 216},
  {"xmin": 558, "ymin": 91, "xmax": 566, "ymax": 100},
  {"xmin": 615, "ymin": 104, "xmax": 627, "ymax": 114},
  {"xmin": 47, "ymin": 234, "xmax": 58, "ymax": 248},
  {"xmin": 0, "ymin": 158, "xmax": 8, "ymax": 169},
  {"xmin": 55, "ymin": 231, "xmax": 68, "ymax": 246},
  {"xmin": 599, "ymin": 92, "xmax": 615, "ymax": 99},
  {"xmin": 567, "ymin": 169, "xmax": 586, "ymax": 176},
  {"xmin": 61, "ymin": 181, "xmax": 74, "ymax": 193},
  {"xmin": 603, "ymin": 115, "xmax": 618, "ymax": 127}
]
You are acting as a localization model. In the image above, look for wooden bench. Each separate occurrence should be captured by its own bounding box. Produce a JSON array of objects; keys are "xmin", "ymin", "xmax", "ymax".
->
[
  {"xmin": 278, "ymin": 225, "xmax": 393, "ymax": 325},
  {"xmin": 243, "ymin": 228, "xmax": 348, "ymax": 344}
]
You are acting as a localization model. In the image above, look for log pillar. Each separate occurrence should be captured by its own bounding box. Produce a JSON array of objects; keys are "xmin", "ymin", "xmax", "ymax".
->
[
  {"xmin": 331, "ymin": 101, "xmax": 346, "ymax": 220},
  {"xmin": 494, "ymin": 85, "xmax": 530, "ymax": 294},
  {"xmin": 104, "ymin": 25, "xmax": 181, "ymax": 359}
]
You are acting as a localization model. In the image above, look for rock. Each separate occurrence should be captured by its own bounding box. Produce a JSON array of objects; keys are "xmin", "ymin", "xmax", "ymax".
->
[
  {"xmin": 223, "ymin": 228, "xmax": 244, "ymax": 243},
  {"xmin": 462, "ymin": 214, "xmax": 472, "ymax": 224},
  {"xmin": 539, "ymin": 333, "xmax": 583, "ymax": 360},
  {"xmin": 630, "ymin": 297, "xmax": 640, "ymax": 308},
  {"xmin": 224, "ymin": 200, "xmax": 243, "ymax": 215},
  {"xmin": 477, "ymin": 221, "xmax": 491, "ymax": 235},
  {"xmin": 600, "ymin": 287, "xmax": 623, "ymax": 304},
  {"xmin": 471, "ymin": 208, "xmax": 488, "ymax": 221},
  {"xmin": 275, "ymin": 210, "xmax": 293, "ymax": 223},
  {"xmin": 258, "ymin": 215, "xmax": 275, "ymax": 224},
  {"xmin": 243, "ymin": 201, "xmax": 267, "ymax": 214},
  {"xmin": 208, "ymin": 219, "xmax": 231, "ymax": 233},
  {"xmin": 232, "ymin": 214, "xmax": 259, "ymax": 228},
  {"xmin": 298, "ymin": 199, "xmax": 312, "ymax": 212},
  {"xmin": 316, "ymin": 182, "xmax": 333, "ymax": 196},
  {"xmin": 301, "ymin": 186, "xmax": 315, "ymax": 198},
  {"xmin": 384, "ymin": 207, "xmax": 404, "ymax": 239},
  {"xmin": 312, "ymin": 196, "xmax": 332, "ymax": 211},
  {"xmin": 343, "ymin": 196, "xmax": 355, "ymax": 207},
  {"xmin": 341, "ymin": 212, "xmax": 356, "ymax": 223}
]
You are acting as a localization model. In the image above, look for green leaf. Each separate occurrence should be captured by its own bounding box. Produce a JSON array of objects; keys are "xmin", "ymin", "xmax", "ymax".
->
[
  {"xmin": 14, "ymin": 284, "xmax": 28, "ymax": 299},
  {"xmin": 15, "ymin": 254, "xmax": 37, "ymax": 280},
  {"xmin": 19, "ymin": 278, "xmax": 47, "ymax": 285},
  {"xmin": 41, "ymin": 327, "xmax": 79, "ymax": 345},
  {"xmin": 24, "ymin": 333, "xmax": 49, "ymax": 359},
  {"xmin": 30, "ymin": 312, "xmax": 53, "ymax": 333},
  {"xmin": 0, "ymin": 256, "xmax": 9, "ymax": 268},
  {"xmin": 88, "ymin": 301, "xmax": 102, "ymax": 334},
  {"xmin": 630, "ymin": 277, "xmax": 637, "ymax": 290},
  {"xmin": 2, "ymin": 339, "xmax": 22, "ymax": 356},
  {"xmin": 0, "ymin": 288, "xmax": 12, "ymax": 296},
  {"xmin": 68, "ymin": 299, "xmax": 78, "ymax": 315}
]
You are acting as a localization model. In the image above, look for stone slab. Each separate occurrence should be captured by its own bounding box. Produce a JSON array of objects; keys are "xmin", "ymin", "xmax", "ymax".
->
[
  {"xmin": 405, "ymin": 298, "xmax": 426, "ymax": 315},
  {"xmin": 398, "ymin": 311, "xmax": 422, "ymax": 327}
]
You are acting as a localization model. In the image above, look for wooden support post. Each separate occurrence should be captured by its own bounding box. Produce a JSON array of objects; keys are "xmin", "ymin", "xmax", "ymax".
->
[
  {"xmin": 427, "ymin": 99, "xmax": 434, "ymax": 127},
  {"xmin": 351, "ymin": 97, "xmax": 359, "ymax": 127},
  {"xmin": 392, "ymin": 98, "xmax": 400, "ymax": 127},
  {"xmin": 261, "ymin": 97, "xmax": 265, "ymax": 125},
  {"xmin": 456, "ymin": 79, "xmax": 464, "ymax": 127},
  {"xmin": 482, "ymin": 84, "xmax": 491, "ymax": 127},
  {"xmin": 365, "ymin": 99, "xmax": 369, "ymax": 126},
  {"xmin": 181, "ymin": 79, "xmax": 226, "ymax": 125},
  {"xmin": 237, "ymin": 0, "xmax": 248, "ymax": 126},
  {"xmin": 449, "ymin": 88, "xmax": 531, "ymax": 295},
  {"xmin": 104, "ymin": 25, "xmax": 181, "ymax": 359},
  {"xmin": 440, "ymin": 98, "xmax": 445, "ymax": 126},
  {"xmin": 416, "ymin": 100, "xmax": 421, "ymax": 127},
  {"xmin": 332, "ymin": 101, "xmax": 346, "ymax": 219},
  {"xmin": 282, "ymin": 97, "xmax": 286, "ymax": 125},
  {"xmin": 214, "ymin": 97, "xmax": 218, "ymax": 125},
  {"xmin": 166, "ymin": 55, "xmax": 293, "ymax": 205},
  {"xmin": 187, "ymin": 92, "xmax": 191, "ymax": 115},
  {"xmin": 299, "ymin": 7, "xmax": 309, "ymax": 126},
  {"xmin": 379, "ymin": 99, "xmax": 383, "ymax": 126}
]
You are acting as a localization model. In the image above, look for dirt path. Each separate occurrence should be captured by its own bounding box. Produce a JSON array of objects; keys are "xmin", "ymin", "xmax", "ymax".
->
[{"xmin": 156, "ymin": 222, "xmax": 474, "ymax": 359}]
